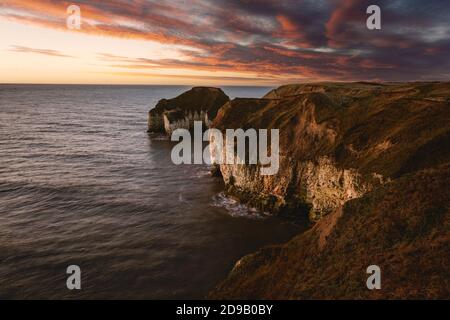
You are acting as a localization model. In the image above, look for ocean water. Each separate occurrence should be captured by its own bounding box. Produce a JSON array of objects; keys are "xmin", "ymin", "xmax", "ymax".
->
[{"xmin": 0, "ymin": 85, "xmax": 299, "ymax": 299}]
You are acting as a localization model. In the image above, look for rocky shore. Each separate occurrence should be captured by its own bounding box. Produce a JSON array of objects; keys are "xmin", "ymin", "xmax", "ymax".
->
[{"xmin": 149, "ymin": 82, "xmax": 450, "ymax": 299}]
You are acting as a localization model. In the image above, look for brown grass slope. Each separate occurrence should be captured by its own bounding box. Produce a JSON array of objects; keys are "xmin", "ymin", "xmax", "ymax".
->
[
  {"xmin": 214, "ymin": 82, "xmax": 450, "ymax": 177},
  {"xmin": 210, "ymin": 164, "xmax": 450, "ymax": 299},
  {"xmin": 210, "ymin": 82, "xmax": 450, "ymax": 299}
]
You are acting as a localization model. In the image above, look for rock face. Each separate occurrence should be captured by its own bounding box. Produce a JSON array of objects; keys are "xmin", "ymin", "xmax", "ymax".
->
[
  {"xmin": 210, "ymin": 164, "xmax": 450, "ymax": 299},
  {"xmin": 212, "ymin": 82, "xmax": 450, "ymax": 221},
  {"xmin": 148, "ymin": 87, "xmax": 229, "ymax": 134},
  {"xmin": 209, "ymin": 82, "xmax": 450, "ymax": 299}
]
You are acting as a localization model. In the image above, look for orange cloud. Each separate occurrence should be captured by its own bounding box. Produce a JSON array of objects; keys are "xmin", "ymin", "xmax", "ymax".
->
[{"xmin": 1, "ymin": 0, "xmax": 449, "ymax": 83}]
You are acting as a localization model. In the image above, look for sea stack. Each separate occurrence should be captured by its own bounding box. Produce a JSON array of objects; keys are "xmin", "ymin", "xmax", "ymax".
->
[{"xmin": 148, "ymin": 87, "xmax": 229, "ymax": 135}]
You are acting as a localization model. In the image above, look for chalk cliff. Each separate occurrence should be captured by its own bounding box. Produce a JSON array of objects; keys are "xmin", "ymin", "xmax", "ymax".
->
[
  {"xmin": 212, "ymin": 82, "xmax": 450, "ymax": 221},
  {"xmin": 210, "ymin": 163, "xmax": 449, "ymax": 299},
  {"xmin": 148, "ymin": 87, "xmax": 229, "ymax": 134},
  {"xmin": 209, "ymin": 82, "xmax": 450, "ymax": 299},
  {"xmin": 148, "ymin": 82, "xmax": 450, "ymax": 299}
]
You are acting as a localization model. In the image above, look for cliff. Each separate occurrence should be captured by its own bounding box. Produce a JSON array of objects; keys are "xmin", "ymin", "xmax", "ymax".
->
[
  {"xmin": 213, "ymin": 82, "xmax": 450, "ymax": 221},
  {"xmin": 147, "ymin": 83, "xmax": 449, "ymax": 298},
  {"xmin": 209, "ymin": 82, "xmax": 450, "ymax": 299},
  {"xmin": 210, "ymin": 163, "xmax": 449, "ymax": 299},
  {"xmin": 148, "ymin": 87, "xmax": 229, "ymax": 134}
]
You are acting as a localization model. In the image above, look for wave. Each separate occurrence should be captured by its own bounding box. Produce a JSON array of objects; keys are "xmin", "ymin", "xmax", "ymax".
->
[{"xmin": 211, "ymin": 192, "xmax": 269, "ymax": 219}]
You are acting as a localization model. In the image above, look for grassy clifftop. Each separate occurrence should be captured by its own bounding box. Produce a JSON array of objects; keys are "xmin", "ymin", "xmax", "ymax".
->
[
  {"xmin": 151, "ymin": 86, "xmax": 229, "ymax": 120},
  {"xmin": 148, "ymin": 87, "xmax": 230, "ymax": 134},
  {"xmin": 214, "ymin": 82, "xmax": 450, "ymax": 177},
  {"xmin": 210, "ymin": 82, "xmax": 450, "ymax": 299}
]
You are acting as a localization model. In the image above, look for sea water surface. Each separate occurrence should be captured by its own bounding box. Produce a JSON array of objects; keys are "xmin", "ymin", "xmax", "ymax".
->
[{"xmin": 0, "ymin": 85, "xmax": 299, "ymax": 299}]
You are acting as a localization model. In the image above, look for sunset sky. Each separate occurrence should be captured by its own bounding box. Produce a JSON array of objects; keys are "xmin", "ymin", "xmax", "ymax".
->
[{"xmin": 1, "ymin": 0, "xmax": 449, "ymax": 85}]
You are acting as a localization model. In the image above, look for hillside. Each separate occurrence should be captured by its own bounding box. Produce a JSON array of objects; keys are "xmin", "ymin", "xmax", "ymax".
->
[
  {"xmin": 210, "ymin": 164, "xmax": 449, "ymax": 299},
  {"xmin": 213, "ymin": 82, "xmax": 450, "ymax": 220},
  {"xmin": 209, "ymin": 82, "xmax": 450, "ymax": 299}
]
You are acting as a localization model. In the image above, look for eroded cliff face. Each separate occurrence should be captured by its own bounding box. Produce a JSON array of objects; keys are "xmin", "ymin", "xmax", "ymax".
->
[
  {"xmin": 210, "ymin": 82, "xmax": 450, "ymax": 299},
  {"xmin": 146, "ymin": 82, "xmax": 449, "ymax": 299},
  {"xmin": 212, "ymin": 82, "xmax": 450, "ymax": 222},
  {"xmin": 162, "ymin": 110, "xmax": 212, "ymax": 135},
  {"xmin": 219, "ymin": 157, "xmax": 374, "ymax": 221},
  {"xmin": 210, "ymin": 163, "xmax": 450, "ymax": 299},
  {"xmin": 148, "ymin": 87, "xmax": 229, "ymax": 134}
]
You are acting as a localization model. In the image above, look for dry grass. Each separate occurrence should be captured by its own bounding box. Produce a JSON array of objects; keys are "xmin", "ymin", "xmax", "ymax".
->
[
  {"xmin": 209, "ymin": 82, "xmax": 450, "ymax": 300},
  {"xmin": 210, "ymin": 164, "xmax": 450, "ymax": 299}
]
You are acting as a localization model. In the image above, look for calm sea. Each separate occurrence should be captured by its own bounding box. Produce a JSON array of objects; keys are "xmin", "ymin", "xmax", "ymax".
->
[{"xmin": 0, "ymin": 84, "xmax": 298, "ymax": 299}]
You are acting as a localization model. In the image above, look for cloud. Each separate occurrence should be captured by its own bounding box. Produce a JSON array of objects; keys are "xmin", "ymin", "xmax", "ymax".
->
[
  {"xmin": 98, "ymin": 71, "xmax": 276, "ymax": 83},
  {"xmin": 9, "ymin": 45, "xmax": 74, "ymax": 58},
  {"xmin": 1, "ymin": 0, "xmax": 450, "ymax": 82}
]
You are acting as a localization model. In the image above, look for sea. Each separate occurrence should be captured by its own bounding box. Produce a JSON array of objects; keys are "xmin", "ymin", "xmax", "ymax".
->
[{"xmin": 0, "ymin": 84, "xmax": 299, "ymax": 299}]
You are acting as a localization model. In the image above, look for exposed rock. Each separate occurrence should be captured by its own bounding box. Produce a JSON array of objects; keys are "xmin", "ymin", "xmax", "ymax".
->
[
  {"xmin": 212, "ymin": 82, "xmax": 450, "ymax": 221},
  {"xmin": 209, "ymin": 82, "xmax": 450, "ymax": 299},
  {"xmin": 148, "ymin": 87, "xmax": 229, "ymax": 134},
  {"xmin": 210, "ymin": 164, "xmax": 450, "ymax": 299},
  {"xmin": 218, "ymin": 156, "xmax": 373, "ymax": 222}
]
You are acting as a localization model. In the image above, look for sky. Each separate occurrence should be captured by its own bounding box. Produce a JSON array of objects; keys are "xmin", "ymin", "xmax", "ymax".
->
[{"xmin": 0, "ymin": 0, "xmax": 449, "ymax": 85}]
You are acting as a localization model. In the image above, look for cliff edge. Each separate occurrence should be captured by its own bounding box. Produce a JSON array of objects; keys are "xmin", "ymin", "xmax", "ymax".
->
[
  {"xmin": 213, "ymin": 82, "xmax": 450, "ymax": 221},
  {"xmin": 147, "ymin": 82, "xmax": 449, "ymax": 299},
  {"xmin": 209, "ymin": 82, "xmax": 450, "ymax": 299},
  {"xmin": 148, "ymin": 87, "xmax": 229, "ymax": 134}
]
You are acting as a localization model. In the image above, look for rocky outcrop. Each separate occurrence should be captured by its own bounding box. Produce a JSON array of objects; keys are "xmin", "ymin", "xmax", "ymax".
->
[
  {"xmin": 212, "ymin": 82, "xmax": 450, "ymax": 221},
  {"xmin": 209, "ymin": 82, "xmax": 450, "ymax": 299},
  {"xmin": 210, "ymin": 163, "xmax": 450, "ymax": 299},
  {"xmin": 147, "ymin": 83, "xmax": 449, "ymax": 298},
  {"xmin": 148, "ymin": 87, "xmax": 229, "ymax": 134},
  {"xmin": 218, "ymin": 157, "xmax": 374, "ymax": 221}
]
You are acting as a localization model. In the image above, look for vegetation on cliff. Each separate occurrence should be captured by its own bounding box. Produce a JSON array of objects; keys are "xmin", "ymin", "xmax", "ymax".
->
[
  {"xmin": 213, "ymin": 82, "xmax": 450, "ymax": 220},
  {"xmin": 148, "ymin": 82, "xmax": 449, "ymax": 299},
  {"xmin": 148, "ymin": 87, "xmax": 229, "ymax": 134},
  {"xmin": 209, "ymin": 82, "xmax": 450, "ymax": 299},
  {"xmin": 210, "ymin": 163, "xmax": 449, "ymax": 299}
]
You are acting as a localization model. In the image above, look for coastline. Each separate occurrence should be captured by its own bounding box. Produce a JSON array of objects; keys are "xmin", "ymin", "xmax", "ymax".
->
[{"xmin": 148, "ymin": 82, "xmax": 450, "ymax": 299}]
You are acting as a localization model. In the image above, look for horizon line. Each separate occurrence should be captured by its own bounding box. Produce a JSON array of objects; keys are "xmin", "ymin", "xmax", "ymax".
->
[
  {"xmin": 0, "ymin": 82, "xmax": 279, "ymax": 88},
  {"xmin": 1, "ymin": 81, "xmax": 448, "ymax": 87}
]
